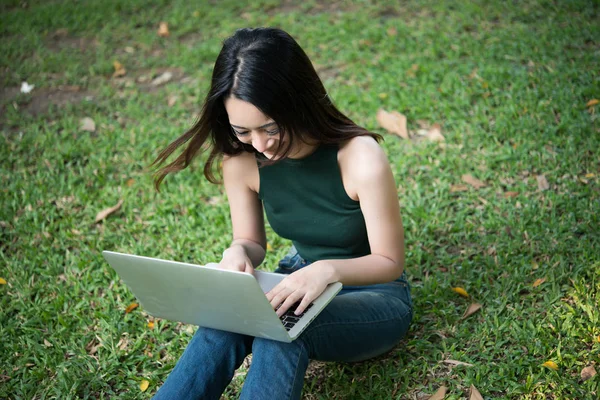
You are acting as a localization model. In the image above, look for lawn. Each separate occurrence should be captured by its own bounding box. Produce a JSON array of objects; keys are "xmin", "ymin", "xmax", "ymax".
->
[{"xmin": 1, "ymin": 0, "xmax": 599, "ymax": 399}]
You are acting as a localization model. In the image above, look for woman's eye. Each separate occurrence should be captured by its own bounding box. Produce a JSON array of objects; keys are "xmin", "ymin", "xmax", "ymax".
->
[
  {"xmin": 233, "ymin": 130, "xmax": 249, "ymax": 136},
  {"xmin": 266, "ymin": 129, "xmax": 280, "ymax": 136}
]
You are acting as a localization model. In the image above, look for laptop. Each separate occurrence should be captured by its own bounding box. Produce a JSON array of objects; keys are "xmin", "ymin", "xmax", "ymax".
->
[{"xmin": 102, "ymin": 251, "xmax": 342, "ymax": 343}]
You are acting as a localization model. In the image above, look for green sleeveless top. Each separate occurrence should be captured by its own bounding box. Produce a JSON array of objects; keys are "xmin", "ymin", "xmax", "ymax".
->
[{"xmin": 258, "ymin": 145, "xmax": 371, "ymax": 262}]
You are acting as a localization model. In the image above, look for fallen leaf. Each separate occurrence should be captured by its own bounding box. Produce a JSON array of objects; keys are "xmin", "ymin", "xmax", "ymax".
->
[
  {"xmin": 504, "ymin": 191, "xmax": 519, "ymax": 198},
  {"xmin": 426, "ymin": 123, "xmax": 445, "ymax": 142},
  {"xmin": 266, "ymin": 243, "xmax": 273, "ymax": 251},
  {"xmin": 470, "ymin": 385, "xmax": 484, "ymax": 400},
  {"xmin": 158, "ymin": 21, "xmax": 170, "ymax": 37},
  {"xmin": 20, "ymin": 81, "xmax": 35, "ymax": 94},
  {"xmin": 462, "ymin": 174, "xmax": 486, "ymax": 189},
  {"xmin": 428, "ymin": 386, "xmax": 447, "ymax": 400},
  {"xmin": 581, "ymin": 365, "xmax": 597, "ymax": 381},
  {"xmin": 585, "ymin": 173, "xmax": 595, "ymax": 178},
  {"xmin": 85, "ymin": 337, "xmax": 101, "ymax": 355},
  {"xmin": 167, "ymin": 94, "xmax": 178, "ymax": 107},
  {"xmin": 126, "ymin": 179, "xmax": 135, "ymax": 187},
  {"xmin": 95, "ymin": 199, "xmax": 124, "ymax": 223},
  {"xmin": 597, "ymin": 336, "xmax": 600, "ymax": 343},
  {"xmin": 406, "ymin": 64, "xmax": 419, "ymax": 78},
  {"xmin": 462, "ymin": 303, "xmax": 482, "ymax": 319},
  {"xmin": 117, "ymin": 336, "xmax": 129, "ymax": 351},
  {"xmin": 43, "ymin": 339, "xmax": 53, "ymax": 347},
  {"xmin": 533, "ymin": 278, "xmax": 546, "ymax": 287},
  {"xmin": 0, "ymin": 278, "xmax": 6, "ymax": 285},
  {"xmin": 443, "ymin": 359, "xmax": 474, "ymax": 367},
  {"xmin": 378, "ymin": 92, "xmax": 388, "ymax": 100},
  {"xmin": 147, "ymin": 321, "xmax": 155, "ymax": 329},
  {"xmin": 125, "ymin": 303, "xmax": 139, "ymax": 313},
  {"xmin": 542, "ymin": 360, "xmax": 558, "ymax": 370},
  {"xmin": 537, "ymin": 175, "xmax": 550, "ymax": 191},
  {"xmin": 140, "ymin": 379, "xmax": 150, "ymax": 392},
  {"xmin": 376, "ymin": 109, "xmax": 409, "ymax": 139},
  {"xmin": 586, "ymin": 99, "xmax": 599, "ymax": 107},
  {"xmin": 450, "ymin": 184, "xmax": 468, "ymax": 193},
  {"xmin": 80, "ymin": 117, "xmax": 96, "ymax": 132},
  {"xmin": 113, "ymin": 61, "xmax": 126, "ymax": 78},
  {"xmin": 452, "ymin": 287, "xmax": 469, "ymax": 297},
  {"xmin": 151, "ymin": 71, "xmax": 173, "ymax": 86},
  {"xmin": 387, "ymin": 27, "xmax": 397, "ymax": 36}
]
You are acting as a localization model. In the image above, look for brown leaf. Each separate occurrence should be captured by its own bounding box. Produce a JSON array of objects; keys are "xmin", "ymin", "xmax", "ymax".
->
[
  {"xmin": 470, "ymin": 385, "xmax": 484, "ymax": 400},
  {"xmin": 117, "ymin": 336, "xmax": 129, "ymax": 351},
  {"xmin": 112, "ymin": 60, "xmax": 126, "ymax": 78},
  {"xmin": 426, "ymin": 123, "xmax": 445, "ymax": 142},
  {"xmin": 167, "ymin": 94, "xmax": 178, "ymax": 107},
  {"xmin": 504, "ymin": 191, "xmax": 519, "ymax": 198},
  {"xmin": 537, "ymin": 175, "xmax": 550, "ymax": 191},
  {"xmin": 428, "ymin": 386, "xmax": 447, "ymax": 400},
  {"xmin": 151, "ymin": 71, "xmax": 173, "ymax": 86},
  {"xmin": 95, "ymin": 199, "xmax": 123, "ymax": 223},
  {"xmin": 406, "ymin": 64, "xmax": 419, "ymax": 78},
  {"xmin": 376, "ymin": 109, "xmax": 409, "ymax": 139},
  {"xmin": 462, "ymin": 303, "xmax": 482, "ymax": 319},
  {"xmin": 450, "ymin": 184, "xmax": 468, "ymax": 193},
  {"xmin": 158, "ymin": 22, "xmax": 170, "ymax": 37},
  {"xmin": 125, "ymin": 302, "xmax": 139, "ymax": 313},
  {"xmin": 533, "ymin": 277, "xmax": 546, "ymax": 288},
  {"xmin": 80, "ymin": 117, "xmax": 96, "ymax": 132},
  {"xmin": 126, "ymin": 179, "xmax": 135, "ymax": 187},
  {"xmin": 586, "ymin": 99, "xmax": 599, "ymax": 107},
  {"xmin": 462, "ymin": 174, "xmax": 486, "ymax": 189},
  {"xmin": 443, "ymin": 359, "xmax": 474, "ymax": 367},
  {"xmin": 387, "ymin": 27, "xmax": 397, "ymax": 36},
  {"xmin": 581, "ymin": 365, "xmax": 596, "ymax": 381},
  {"xmin": 43, "ymin": 339, "xmax": 53, "ymax": 347}
]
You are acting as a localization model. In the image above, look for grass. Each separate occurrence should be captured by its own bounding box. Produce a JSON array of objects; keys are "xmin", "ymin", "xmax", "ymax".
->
[{"xmin": 1, "ymin": 0, "xmax": 599, "ymax": 398}]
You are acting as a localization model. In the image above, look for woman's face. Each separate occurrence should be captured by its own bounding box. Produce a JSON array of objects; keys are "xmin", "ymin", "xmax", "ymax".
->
[{"xmin": 224, "ymin": 96, "xmax": 286, "ymax": 160}]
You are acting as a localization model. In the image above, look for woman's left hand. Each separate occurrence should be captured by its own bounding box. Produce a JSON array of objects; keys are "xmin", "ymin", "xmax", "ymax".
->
[{"xmin": 266, "ymin": 262, "xmax": 336, "ymax": 317}]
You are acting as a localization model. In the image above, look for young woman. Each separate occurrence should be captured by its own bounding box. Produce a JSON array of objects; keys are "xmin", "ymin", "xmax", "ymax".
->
[{"xmin": 151, "ymin": 27, "xmax": 412, "ymax": 400}]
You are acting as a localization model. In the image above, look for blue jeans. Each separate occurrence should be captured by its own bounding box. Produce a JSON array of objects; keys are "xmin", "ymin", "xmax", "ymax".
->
[{"xmin": 153, "ymin": 248, "xmax": 413, "ymax": 400}]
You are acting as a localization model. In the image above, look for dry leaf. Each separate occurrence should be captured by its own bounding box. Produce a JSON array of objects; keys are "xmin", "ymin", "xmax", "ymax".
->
[
  {"xmin": 126, "ymin": 179, "xmax": 135, "ymax": 187},
  {"xmin": 140, "ymin": 379, "xmax": 150, "ymax": 392},
  {"xmin": 542, "ymin": 360, "xmax": 558, "ymax": 370},
  {"xmin": 0, "ymin": 278, "xmax": 6, "ymax": 285},
  {"xmin": 387, "ymin": 27, "xmax": 397, "ymax": 36},
  {"xmin": 581, "ymin": 365, "xmax": 597, "ymax": 381},
  {"xmin": 158, "ymin": 21, "xmax": 170, "ymax": 37},
  {"xmin": 117, "ymin": 336, "xmax": 129, "ymax": 351},
  {"xmin": 406, "ymin": 64, "xmax": 419, "ymax": 78},
  {"xmin": 147, "ymin": 321, "xmax": 155, "ymax": 329},
  {"xmin": 151, "ymin": 71, "xmax": 173, "ymax": 86},
  {"xmin": 95, "ymin": 199, "xmax": 123, "ymax": 223},
  {"xmin": 462, "ymin": 303, "xmax": 482, "ymax": 319},
  {"xmin": 452, "ymin": 287, "xmax": 469, "ymax": 297},
  {"xmin": 80, "ymin": 117, "xmax": 96, "ymax": 132},
  {"xmin": 43, "ymin": 339, "xmax": 53, "ymax": 347},
  {"xmin": 125, "ymin": 303, "xmax": 139, "ymax": 313},
  {"xmin": 266, "ymin": 243, "xmax": 273, "ymax": 251},
  {"xmin": 537, "ymin": 175, "xmax": 550, "ymax": 191},
  {"xmin": 470, "ymin": 385, "xmax": 484, "ymax": 400},
  {"xmin": 113, "ymin": 61, "xmax": 126, "ymax": 78},
  {"xmin": 450, "ymin": 184, "xmax": 468, "ymax": 193},
  {"xmin": 167, "ymin": 94, "xmax": 178, "ymax": 107},
  {"xmin": 376, "ymin": 109, "xmax": 409, "ymax": 139},
  {"xmin": 462, "ymin": 174, "xmax": 486, "ymax": 189},
  {"xmin": 584, "ymin": 173, "xmax": 595, "ymax": 179},
  {"xmin": 443, "ymin": 359, "xmax": 474, "ymax": 367},
  {"xmin": 428, "ymin": 386, "xmax": 447, "ymax": 400},
  {"xmin": 533, "ymin": 278, "xmax": 546, "ymax": 287},
  {"xmin": 586, "ymin": 99, "xmax": 599, "ymax": 107},
  {"xmin": 504, "ymin": 191, "xmax": 519, "ymax": 198},
  {"xmin": 426, "ymin": 123, "xmax": 445, "ymax": 142}
]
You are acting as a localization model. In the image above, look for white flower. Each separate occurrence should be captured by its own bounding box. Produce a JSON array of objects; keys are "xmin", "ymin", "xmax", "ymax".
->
[{"xmin": 21, "ymin": 81, "xmax": 35, "ymax": 94}]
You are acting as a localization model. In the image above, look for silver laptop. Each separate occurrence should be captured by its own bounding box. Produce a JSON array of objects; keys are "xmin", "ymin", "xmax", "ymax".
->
[{"xmin": 102, "ymin": 251, "xmax": 342, "ymax": 343}]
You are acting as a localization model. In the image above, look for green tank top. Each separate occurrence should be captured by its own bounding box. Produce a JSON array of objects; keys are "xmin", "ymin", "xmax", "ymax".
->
[{"xmin": 258, "ymin": 145, "xmax": 371, "ymax": 262}]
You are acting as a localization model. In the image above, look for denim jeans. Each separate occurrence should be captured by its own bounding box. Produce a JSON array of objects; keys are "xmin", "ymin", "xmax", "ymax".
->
[{"xmin": 153, "ymin": 247, "xmax": 413, "ymax": 400}]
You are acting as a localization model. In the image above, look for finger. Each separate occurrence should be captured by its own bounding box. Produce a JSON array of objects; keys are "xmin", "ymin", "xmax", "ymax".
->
[
  {"xmin": 276, "ymin": 291, "xmax": 305, "ymax": 317},
  {"xmin": 270, "ymin": 288, "xmax": 292, "ymax": 310},
  {"xmin": 266, "ymin": 282, "xmax": 285, "ymax": 301},
  {"xmin": 294, "ymin": 293, "xmax": 314, "ymax": 315}
]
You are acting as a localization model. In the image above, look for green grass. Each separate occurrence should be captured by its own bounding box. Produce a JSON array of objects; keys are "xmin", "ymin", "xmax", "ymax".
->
[{"xmin": 1, "ymin": 0, "xmax": 599, "ymax": 398}]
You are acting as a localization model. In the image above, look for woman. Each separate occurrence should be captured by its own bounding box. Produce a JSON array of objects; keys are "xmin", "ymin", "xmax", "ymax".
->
[{"xmin": 151, "ymin": 27, "xmax": 412, "ymax": 400}]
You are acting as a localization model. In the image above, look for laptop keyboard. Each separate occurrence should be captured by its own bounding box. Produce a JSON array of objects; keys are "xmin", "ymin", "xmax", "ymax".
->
[{"xmin": 276, "ymin": 302, "xmax": 314, "ymax": 331}]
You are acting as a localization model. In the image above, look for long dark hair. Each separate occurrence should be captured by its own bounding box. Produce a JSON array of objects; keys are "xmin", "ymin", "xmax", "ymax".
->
[{"xmin": 151, "ymin": 27, "xmax": 381, "ymax": 190}]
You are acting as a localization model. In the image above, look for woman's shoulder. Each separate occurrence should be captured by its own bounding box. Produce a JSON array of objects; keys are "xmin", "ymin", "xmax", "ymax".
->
[
  {"xmin": 338, "ymin": 136, "xmax": 390, "ymax": 178},
  {"xmin": 222, "ymin": 151, "xmax": 259, "ymax": 192}
]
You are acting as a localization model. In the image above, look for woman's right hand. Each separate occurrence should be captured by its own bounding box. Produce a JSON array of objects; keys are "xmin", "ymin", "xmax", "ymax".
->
[{"xmin": 218, "ymin": 245, "xmax": 254, "ymax": 274}]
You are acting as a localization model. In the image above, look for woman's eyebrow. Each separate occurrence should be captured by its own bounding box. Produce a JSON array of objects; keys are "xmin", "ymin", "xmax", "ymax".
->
[{"xmin": 230, "ymin": 121, "xmax": 276, "ymax": 130}]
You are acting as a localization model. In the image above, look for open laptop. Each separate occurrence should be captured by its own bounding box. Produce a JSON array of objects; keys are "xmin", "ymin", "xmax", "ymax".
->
[{"xmin": 102, "ymin": 251, "xmax": 342, "ymax": 343}]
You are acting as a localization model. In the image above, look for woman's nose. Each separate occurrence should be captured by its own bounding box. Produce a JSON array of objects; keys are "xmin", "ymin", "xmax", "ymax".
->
[{"xmin": 251, "ymin": 133, "xmax": 271, "ymax": 152}]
